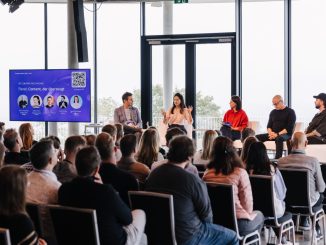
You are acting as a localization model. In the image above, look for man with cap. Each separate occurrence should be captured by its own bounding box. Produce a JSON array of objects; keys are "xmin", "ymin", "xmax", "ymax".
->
[{"xmin": 306, "ymin": 93, "xmax": 326, "ymax": 144}]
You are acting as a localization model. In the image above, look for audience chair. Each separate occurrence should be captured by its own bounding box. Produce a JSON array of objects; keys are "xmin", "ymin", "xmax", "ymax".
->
[
  {"xmin": 26, "ymin": 203, "xmax": 44, "ymax": 238},
  {"xmin": 128, "ymin": 191, "xmax": 177, "ymax": 245},
  {"xmin": 279, "ymin": 168, "xmax": 326, "ymax": 245},
  {"xmin": 249, "ymin": 175, "xmax": 295, "ymax": 244},
  {"xmin": 48, "ymin": 205, "xmax": 100, "ymax": 245},
  {"xmin": 319, "ymin": 164, "xmax": 326, "ymax": 211},
  {"xmin": 206, "ymin": 182, "xmax": 260, "ymax": 245},
  {"xmin": 0, "ymin": 228, "xmax": 11, "ymax": 245}
]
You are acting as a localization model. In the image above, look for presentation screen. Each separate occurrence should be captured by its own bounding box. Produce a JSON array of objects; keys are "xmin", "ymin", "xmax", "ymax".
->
[{"xmin": 10, "ymin": 69, "xmax": 91, "ymax": 122}]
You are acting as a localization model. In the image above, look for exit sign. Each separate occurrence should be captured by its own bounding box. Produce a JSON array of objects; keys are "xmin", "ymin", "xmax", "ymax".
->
[{"xmin": 175, "ymin": 0, "xmax": 188, "ymax": 3}]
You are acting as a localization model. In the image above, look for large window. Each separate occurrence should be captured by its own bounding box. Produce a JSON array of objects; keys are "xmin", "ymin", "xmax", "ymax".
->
[
  {"xmin": 97, "ymin": 3, "xmax": 141, "ymax": 124},
  {"xmin": 291, "ymin": 0, "xmax": 326, "ymax": 129},
  {"xmin": 242, "ymin": 2, "xmax": 284, "ymax": 133},
  {"xmin": 0, "ymin": 4, "xmax": 45, "ymax": 140},
  {"xmin": 146, "ymin": 1, "xmax": 235, "ymax": 35}
]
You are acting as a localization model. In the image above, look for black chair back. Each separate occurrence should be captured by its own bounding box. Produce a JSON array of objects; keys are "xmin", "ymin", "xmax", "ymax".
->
[
  {"xmin": 26, "ymin": 203, "xmax": 44, "ymax": 237},
  {"xmin": 128, "ymin": 191, "xmax": 177, "ymax": 245},
  {"xmin": 279, "ymin": 168, "xmax": 310, "ymax": 207},
  {"xmin": 0, "ymin": 228, "xmax": 11, "ymax": 245},
  {"xmin": 48, "ymin": 205, "xmax": 100, "ymax": 245},
  {"xmin": 206, "ymin": 183, "xmax": 238, "ymax": 233},
  {"xmin": 249, "ymin": 175, "xmax": 275, "ymax": 217}
]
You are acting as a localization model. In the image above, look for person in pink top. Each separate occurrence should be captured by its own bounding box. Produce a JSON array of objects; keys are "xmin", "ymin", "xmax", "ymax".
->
[
  {"xmin": 221, "ymin": 96, "xmax": 249, "ymax": 141},
  {"xmin": 163, "ymin": 93, "xmax": 193, "ymax": 135},
  {"xmin": 202, "ymin": 136, "xmax": 264, "ymax": 236}
]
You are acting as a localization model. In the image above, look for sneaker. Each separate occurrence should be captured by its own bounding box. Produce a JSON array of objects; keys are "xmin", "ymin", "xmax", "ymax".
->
[
  {"xmin": 299, "ymin": 217, "xmax": 310, "ymax": 231},
  {"xmin": 281, "ymin": 236, "xmax": 288, "ymax": 244},
  {"xmin": 316, "ymin": 225, "xmax": 323, "ymax": 240}
]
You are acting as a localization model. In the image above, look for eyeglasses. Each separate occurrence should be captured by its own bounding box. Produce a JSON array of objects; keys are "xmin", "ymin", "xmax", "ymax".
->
[{"xmin": 273, "ymin": 101, "xmax": 281, "ymax": 106}]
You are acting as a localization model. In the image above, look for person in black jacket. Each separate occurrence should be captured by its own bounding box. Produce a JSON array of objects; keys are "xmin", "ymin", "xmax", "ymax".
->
[
  {"xmin": 95, "ymin": 132, "xmax": 138, "ymax": 205},
  {"xmin": 256, "ymin": 95, "xmax": 296, "ymax": 159},
  {"xmin": 58, "ymin": 146, "xmax": 146, "ymax": 245},
  {"xmin": 306, "ymin": 93, "xmax": 326, "ymax": 144}
]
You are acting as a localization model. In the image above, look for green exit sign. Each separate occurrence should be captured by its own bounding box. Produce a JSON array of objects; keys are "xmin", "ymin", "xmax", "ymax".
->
[{"xmin": 174, "ymin": 0, "xmax": 188, "ymax": 3}]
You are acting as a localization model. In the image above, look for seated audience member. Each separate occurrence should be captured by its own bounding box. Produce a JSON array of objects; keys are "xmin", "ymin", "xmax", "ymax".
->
[
  {"xmin": 19, "ymin": 123, "xmax": 37, "ymax": 151},
  {"xmin": 117, "ymin": 134, "xmax": 150, "ymax": 183},
  {"xmin": 246, "ymin": 141, "xmax": 287, "ymax": 244},
  {"xmin": 151, "ymin": 127, "xmax": 198, "ymax": 175},
  {"xmin": 59, "ymin": 146, "xmax": 146, "ymax": 245},
  {"xmin": 305, "ymin": 93, "xmax": 326, "ymax": 144},
  {"xmin": 53, "ymin": 135, "xmax": 86, "ymax": 183},
  {"xmin": 26, "ymin": 140, "xmax": 61, "ymax": 242},
  {"xmin": 240, "ymin": 127, "xmax": 256, "ymax": 143},
  {"xmin": 246, "ymin": 142, "xmax": 286, "ymax": 218},
  {"xmin": 3, "ymin": 128, "xmax": 30, "ymax": 165},
  {"xmin": 193, "ymin": 130, "xmax": 218, "ymax": 166},
  {"xmin": 84, "ymin": 134, "xmax": 96, "ymax": 146},
  {"xmin": 0, "ymin": 121, "xmax": 5, "ymax": 142},
  {"xmin": 256, "ymin": 95, "xmax": 296, "ymax": 159},
  {"xmin": 96, "ymin": 132, "xmax": 138, "ymax": 206},
  {"xmin": 102, "ymin": 124, "xmax": 122, "ymax": 161},
  {"xmin": 146, "ymin": 135, "xmax": 238, "ymax": 245},
  {"xmin": 240, "ymin": 136, "xmax": 258, "ymax": 164},
  {"xmin": 136, "ymin": 128, "xmax": 164, "ymax": 169},
  {"xmin": 278, "ymin": 131, "xmax": 325, "ymax": 235},
  {"xmin": 0, "ymin": 142, "xmax": 5, "ymax": 167},
  {"xmin": 22, "ymin": 136, "xmax": 64, "ymax": 173},
  {"xmin": 221, "ymin": 96, "xmax": 249, "ymax": 141},
  {"xmin": 202, "ymin": 136, "xmax": 264, "ymax": 236},
  {"xmin": 0, "ymin": 166, "xmax": 46, "ymax": 245},
  {"xmin": 115, "ymin": 123, "xmax": 124, "ymax": 147}
]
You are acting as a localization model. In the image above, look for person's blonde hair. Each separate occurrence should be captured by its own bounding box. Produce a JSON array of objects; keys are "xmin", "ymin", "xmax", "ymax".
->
[
  {"xmin": 201, "ymin": 130, "xmax": 218, "ymax": 160},
  {"xmin": 19, "ymin": 123, "xmax": 34, "ymax": 150},
  {"xmin": 136, "ymin": 128, "xmax": 160, "ymax": 168}
]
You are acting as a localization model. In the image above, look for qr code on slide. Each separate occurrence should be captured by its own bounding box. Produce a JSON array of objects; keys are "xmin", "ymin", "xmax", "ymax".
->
[{"xmin": 71, "ymin": 72, "xmax": 86, "ymax": 88}]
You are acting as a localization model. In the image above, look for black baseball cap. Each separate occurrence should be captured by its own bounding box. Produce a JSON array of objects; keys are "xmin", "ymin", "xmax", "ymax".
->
[{"xmin": 313, "ymin": 93, "xmax": 326, "ymax": 102}]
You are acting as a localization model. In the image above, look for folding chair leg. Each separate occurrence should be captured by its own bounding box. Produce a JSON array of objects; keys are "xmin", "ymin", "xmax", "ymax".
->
[
  {"xmin": 322, "ymin": 214, "xmax": 326, "ymax": 245},
  {"xmin": 278, "ymin": 225, "xmax": 284, "ymax": 244},
  {"xmin": 291, "ymin": 221, "xmax": 296, "ymax": 245},
  {"xmin": 311, "ymin": 215, "xmax": 317, "ymax": 245},
  {"xmin": 295, "ymin": 214, "xmax": 300, "ymax": 232}
]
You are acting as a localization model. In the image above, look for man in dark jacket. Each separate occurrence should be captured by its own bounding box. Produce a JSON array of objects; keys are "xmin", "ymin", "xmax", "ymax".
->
[{"xmin": 58, "ymin": 146, "xmax": 146, "ymax": 245}]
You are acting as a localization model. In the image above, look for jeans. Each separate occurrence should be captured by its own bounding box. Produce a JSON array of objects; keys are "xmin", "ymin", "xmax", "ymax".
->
[
  {"xmin": 237, "ymin": 211, "xmax": 265, "ymax": 236},
  {"xmin": 182, "ymin": 222, "xmax": 239, "ymax": 245},
  {"xmin": 256, "ymin": 133, "xmax": 291, "ymax": 159},
  {"xmin": 220, "ymin": 125, "xmax": 241, "ymax": 141}
]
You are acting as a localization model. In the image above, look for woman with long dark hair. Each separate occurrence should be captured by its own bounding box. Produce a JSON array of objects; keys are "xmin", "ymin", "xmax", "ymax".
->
[
  {"xmin": 246, "ymin": 142, "xmax": 286, "ymax": 218},
  {"xmin": 0, "ymin": 165, "xmax": 46, "ymax": 245},
  {"xmin": 202, "ymin": 136, "xmax": 264, "ymax": 237},
  {"xmin": 221, "ymin": 95, "xmax": 249, "ymax": 141},
  {"xmin": 163, "ymin": 93, "xmax": 193, "ymax": 135}
]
